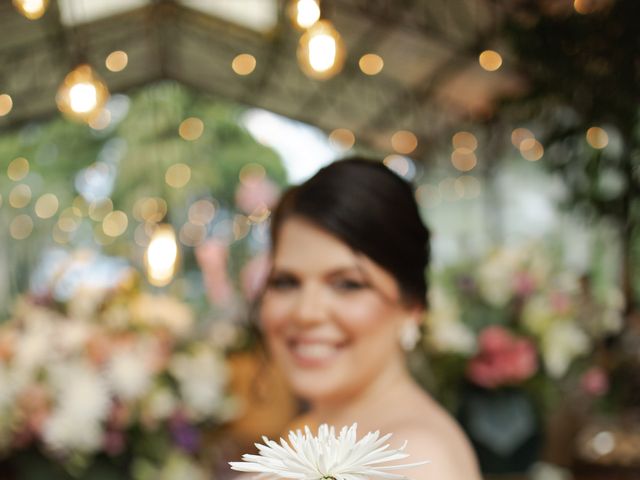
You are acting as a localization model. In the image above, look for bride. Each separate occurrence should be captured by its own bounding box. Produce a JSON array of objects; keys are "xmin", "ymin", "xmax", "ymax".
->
[{"xmin": 249, "ymin": 157, "xmax": 480, "ymax": 479}]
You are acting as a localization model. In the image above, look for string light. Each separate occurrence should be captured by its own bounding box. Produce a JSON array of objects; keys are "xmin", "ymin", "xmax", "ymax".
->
[
  {"xmin": 56, "ymin": 64, "xmax": 110, "ymax": 122},
  {"xmin": 289, "ymin": 0, "xmax": 321, "ymax": 29},
  {"xmin": 12, "ymin": 0, "xmax": 48, "ymax": 20},
  {"xmin": 145, "ymin": 224, "xmax": 179, "ymax": 287},
  {"xmin": 297, "ymin": 20, "xmax": 346, "ymax": 80}
]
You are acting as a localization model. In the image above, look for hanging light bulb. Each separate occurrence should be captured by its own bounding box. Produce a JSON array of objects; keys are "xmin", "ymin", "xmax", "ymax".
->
[
  {"xmin": 145, "ymin": 224, "xmax": 179, "ymax": 287},
  {"xmin": 297, "ymin": 20, "xmax": 346, "ymax": 80},
  {"xmin": 289, "ymin": 0, "xmax": 321, "ymax": 30},
  {"xmin": 56, "ymin": 64, "xmax": 110, "ymax": 122},
  {"xmin": 12, "ymin": 0, "xmax": 49, "ymax": 20}
]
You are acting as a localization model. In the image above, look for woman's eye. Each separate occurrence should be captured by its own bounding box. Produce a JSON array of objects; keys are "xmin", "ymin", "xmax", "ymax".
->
[
  {"xmin": 267, "ymin": 275, "xmax": 299, "ymax": 290},
  {"xmin": 333, "ymin": 279, "xmax": 366, "ymax": 292}
]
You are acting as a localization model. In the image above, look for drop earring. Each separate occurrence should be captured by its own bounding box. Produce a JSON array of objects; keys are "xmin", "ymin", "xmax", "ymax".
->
[{"xmin": 399, "ymin": 321, "xmax": 420, "ymax": 351}]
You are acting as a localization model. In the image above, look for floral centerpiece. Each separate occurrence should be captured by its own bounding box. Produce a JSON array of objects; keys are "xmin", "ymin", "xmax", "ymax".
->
[
  {"xmin": 422, "ymin": 242, "xmax": 624, "ymax": 472},
  {"xmin": 0, "ymin": 268, "xmax": 232, "ymax": 480}
]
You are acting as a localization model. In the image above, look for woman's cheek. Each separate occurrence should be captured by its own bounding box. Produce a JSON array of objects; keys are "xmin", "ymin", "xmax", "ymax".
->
[{"xmin": 259, "ymin": 294, "xmax": 291, "ymax": 332}]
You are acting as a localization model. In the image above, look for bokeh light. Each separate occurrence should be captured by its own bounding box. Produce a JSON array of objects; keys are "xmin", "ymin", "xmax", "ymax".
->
[
  {"xmin": 384, "ymin": 155, "xmax": 415, "ymax": 179},
  {"xmin": 179, "ymin": 222, "xmax": 206, "ymax": 247},
  {"xmin": 145, "ymin": 224, "xmax": 178, "ymax": 287},
  {"xmin": 56, "ymin": 64, "xmax": 109, "ymax": 122},
  {"xmin": 88, "ymin": 109, "xmax": 112, "ymax": 130},
  {"xmin": 10, "ymin": 214, "xmax": 34, "ymax": 239},
  {"xmin": 297, "ymin": 20, "xmax": 346, "ymax": 80},
  {"xmin": 520, "ymin": 138, "xmax": 544, "ymax": 161},
  {"xmin": 451, "ymin": 149, "xmax": 477, "ymax": 172},
  {"xmin": 232, "ymin": 54, "xmax": 257, "ymax": 76},
  {"xmin": 455, "ymin": 175, "xmax": 482, "ymax": 199},
  {"xmin": 7, "ymin": 157, "xmax": 29, "ymax": 181},
  {"xmin": 188, "ymin": 199, "xmax": 216, "ymax": 225},
  {"xmin": 178, "ymin": 117, "xmax": 204, "ymax": 141},
  {"xmin": 291, "ymin": 0, "xmax": 320, "ymax": 29},
  {"xmin": 479, "ymin": 50, "xmax": 503, "ymax": 71},
  {"xmin": 134, "ymin": 197, "xmax": 167, "ymax": 223},
  {"xmin": 57, "ymin": 216, "xmax": 79, "ymax": 233},
  {"xmin": 328, "ymin": 128, "xmax": 355, "ymax": 151},
  {"xmin": 586, "ymin": 126, "xmax": 609, "ymax": 149},
  {"xmin": 359, "ymin": 53, "xmax": 384, "ymax": 75},
  {"xmin": 12, "ymin": 0, "xmax": 48, "ymax": 19},
  {"xmin": 391, "ymin": 130, "xmax": 418, "ymax": 154},
  {"xmin": 452, "ymin": 131, "xmax": 478, "ymax": 151},
  {"xmin": 35, "ymin": 193, "xmax": 59, "ymax": 219},
  {"xmin": 511, "ymin": 128, "xmax": 534, "ymax": 148},
  {"xmin": 9, "ymin": 184, "xmax": 32, "ymax": 208},
  {"xmin": 102, "ymin": 210, "xmax": 128, "ymax": 237},
  {"xmin": 165, "ymin": 163, "xmax": 191, "ymax": 188},
  {"xmin": 88, "ymin": 198, "xmax": 114, "ymax": 221},
  {"xmin": 105, "ymin": 50, "xmax": 128, "ymax": 72},
  {"xmin": 0, "ymin": 94, "xmax": 13, "ymax": 116},
  {"xmin": 239, "ymin": 163, "xmax": 266, "ymax": 185}
]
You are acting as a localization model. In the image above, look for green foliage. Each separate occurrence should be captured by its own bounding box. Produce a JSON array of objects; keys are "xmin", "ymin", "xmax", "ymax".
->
[{"xmin": 0, "ymin": 81, "xmax": 287, "ymax": 307}]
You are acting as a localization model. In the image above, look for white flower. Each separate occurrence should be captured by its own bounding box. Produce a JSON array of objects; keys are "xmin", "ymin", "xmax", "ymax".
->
[
  {"xmin": 46, "ymin": 361, "xmax": 111, "ymax": 423},
  {"xmin": 230, "ymin": 423, "xmax": 428, "ymax": 480},
  {"xmin": 130, "ymin": 293, "xmax": 194, "ymax": 337},
  {"xmin": 106, "ymin": 343, "xmax": 153, "ymax": 401},
  {"xmin": 170, "ymin": 345, "xmax": 227, "ymax": 420},
  {"xmin": 426, "ymin": 287, "xmax": 475, "ymax": 355},
  {"xmin": 43, "ymin": 362, "xmax": 111, "ymax": 453},
  {"xmin": 42, "ymin": 413, "xmax": 103, "ymax": 453},
  {"xmin": 541, "ymin": 321, "xmax": 590, "ymax": 378}
]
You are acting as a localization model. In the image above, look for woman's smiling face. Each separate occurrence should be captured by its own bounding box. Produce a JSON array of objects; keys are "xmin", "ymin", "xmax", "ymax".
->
[{"xmin": 259, "ymin": 217, "xmax": 416, "ymax": 404}]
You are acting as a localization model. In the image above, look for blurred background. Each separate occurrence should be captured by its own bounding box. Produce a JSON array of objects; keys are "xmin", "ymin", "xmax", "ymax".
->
[{"xmin": 0, "ymin": 0, "xmax": 639, "ymax": 479}]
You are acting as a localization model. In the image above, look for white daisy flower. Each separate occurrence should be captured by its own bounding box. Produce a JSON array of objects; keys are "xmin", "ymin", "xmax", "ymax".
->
[{"xmin": 230, "ymin": 423, "xmax": 429, "ymax": 480}]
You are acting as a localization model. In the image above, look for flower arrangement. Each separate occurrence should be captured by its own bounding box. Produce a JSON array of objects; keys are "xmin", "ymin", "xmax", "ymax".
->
[
  {"xmin": 230, "ymin": 423, "xmax": 428, "ymax": 480},
  {"xmin": 422, "ymin": 243, "xmax": 625, "ymax": 471},
  {"xmin": 424, "ymin": 242, "xmax": 624, "ymax": 402},
  {"xmin": 0, "ymin": 269, "xmax": 232, "ymax": 479}
]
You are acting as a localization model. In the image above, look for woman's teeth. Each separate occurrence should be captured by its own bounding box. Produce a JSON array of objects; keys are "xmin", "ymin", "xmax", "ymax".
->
[{"xmin": 292, "ymin": 342, "xmax": 340, "ymax": 360}]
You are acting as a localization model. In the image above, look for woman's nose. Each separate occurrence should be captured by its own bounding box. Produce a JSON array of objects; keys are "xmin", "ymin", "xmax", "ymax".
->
[{"xmin": 292, "ymin": 283, "xmax": 327, "ymax": 325}]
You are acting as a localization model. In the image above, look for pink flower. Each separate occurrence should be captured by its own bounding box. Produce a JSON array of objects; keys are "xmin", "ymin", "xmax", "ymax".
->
[
  {"xmin": 235, "ymin": 176, "xmax": 279, "ymax": 215},
  {"xmin": 513, "ymin": 271, "xmax": 536, "ymax": 297},
  {"xmin": 240, "ymin": 253, "xmax": 271, "ymax": 301},
  {"xmin": 478, "ymin": 325, "xmax": 513, "ymax": 354},
  {"xmin": 467, "ymin": 326, "xmax": 538, "ymax": 388},
  {"xmin": 195, "ymin": 239, "xmax": 234, "ymax": 307},
  {"xmin": 580, "ymin": 366, "xmax": 609, "ymax": 396}
]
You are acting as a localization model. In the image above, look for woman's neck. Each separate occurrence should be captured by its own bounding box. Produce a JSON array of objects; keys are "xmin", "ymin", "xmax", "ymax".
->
[{"xmin": 309, "ymin": 353, "xmax": 417, "ymax": 430}]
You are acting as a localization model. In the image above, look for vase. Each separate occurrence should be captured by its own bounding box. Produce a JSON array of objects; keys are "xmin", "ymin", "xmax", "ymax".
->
[{"xmin": 457, "ymin": 384, "xmax": 543, "ymax": 474}]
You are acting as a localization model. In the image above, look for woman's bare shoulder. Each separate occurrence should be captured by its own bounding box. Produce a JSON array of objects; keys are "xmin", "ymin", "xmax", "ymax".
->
[
  {"xmin": 380, "ymin": 391, "xmax": 482, "ymax": 480},
  {"xmin": 391, "ymin": 423, "xmax": 482, "ymax": 480}
]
